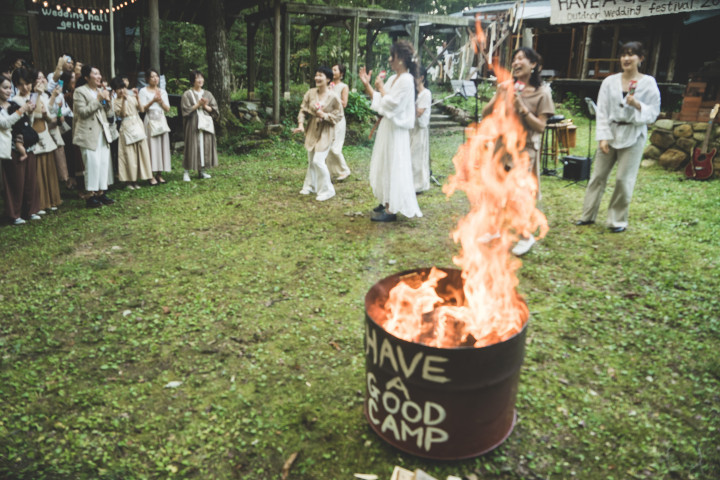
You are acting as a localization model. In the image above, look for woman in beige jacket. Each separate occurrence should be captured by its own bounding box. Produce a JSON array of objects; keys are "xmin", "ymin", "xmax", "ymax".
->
[{"xmin": 73, "ymin": 65, "xmax": 115, "ymax": 208}]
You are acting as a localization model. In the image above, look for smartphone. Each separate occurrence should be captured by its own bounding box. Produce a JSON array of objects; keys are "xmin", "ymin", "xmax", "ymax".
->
[
  {"xmin": 30, "ymin": 93, "xmax": 38, "ymax": 104},
  {"xmin": 58, "ymin": 79, "xmax": 64, "ymax": 89}
]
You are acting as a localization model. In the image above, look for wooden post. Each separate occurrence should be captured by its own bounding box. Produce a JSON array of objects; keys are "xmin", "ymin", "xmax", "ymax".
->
[
  {"xmin": 148, "ymin": 0, "xmax": 160, "ymax": 72},
  {"xmin": 366, "ymin": 28, "xmax": 375, "ymax": 71},
  {"xmin": 610, "ymin": 25, "xmax": 619, "ymax": 63},
  {"xmin": 581, "ymin": 25, "xmax": 593, "ymax": 80},
  {"xmin": 567, "ymin": 27, "xmax": 576, "ymax": 78},
  {"xmin": 110, "ymin": 0, "xmax": 115, "ymax": 78},
  {"xmin": 650, "ymin": 32, "xmax": 661, "ymax": 77},
  {"xmin": 273, "ymin": 0, "xmax": 281, "ymax": 124},
  {"xmin": 309, "ymin": 25, "xmax": 322, "ymax": 80},
  {"xmin": 667, "ymin": 28, "xmax": 680, "ymax": 82},
  {"xmin": 349, "ymin": 13, "xmax": 359, "ymax": 92},
  {"xmin": 247, "ymin": 19, "xmax": 258, "ymax": 100},
  {"xmin": 282, "ymin": 6, "xmax": 290, "ymax": 99},
  {"xmin": 410, "ymin": 19, "xmax": 420, "ymax": 54}
]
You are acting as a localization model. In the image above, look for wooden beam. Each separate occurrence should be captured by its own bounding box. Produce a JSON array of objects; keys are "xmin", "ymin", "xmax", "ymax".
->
[
  {"xmin": 666, "ymin": 28, "xmax": 680, "ymax": 83},
  {"xmin": 350, "ymin": 13, "xmax": 359, "ymax": 92},
  {"xmin": 149, "ymin": 0, "xmax": 160, "ymax": 72},
  {"xmin": 650, "ymin": 32, "xmax": 661, "ymax": 78},
  {"xmin": 247, "ymin": 18, "xmax": 258, "ymax": 100},
  {"xmin": 273, "ymin": 0, "xmax": 281, "ymax": 124},
  {"xmin": 581, "ymin": 25, "xmax": 593, "ymax": 80},
  {"xmin": 282, "ymin": 5, "xmax": 290, "ymax": 97}
]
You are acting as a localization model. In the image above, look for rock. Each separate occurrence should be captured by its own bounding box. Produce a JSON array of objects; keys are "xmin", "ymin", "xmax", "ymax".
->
[
  {"xmin": 673, "ymin": 124, "xmax": 694, "ymax": 138},
  {"xmin": 693, "ymin": 132, "xmax": 706, "ymax": 142},
  {"xmin": 643, "ymin": 144, "xmax": 662, "ymax": 160},
  {"xmin": 242, "ymin": 101, "xmax": 259, "ymax": 112},
  {"xmin": 654, "ymin": 119, "xmax": 674, "ymax": 130},
  {"xmin": 264, "ymin": 124, "xmax": 284, "ymax": 135},
  {"xmin": 658, "ymin": 148, "xmax": 688, "ymax": 171},
  {"xmin": 641, "ymin": 159, "xmax": 657, "ymax": 168},
  {"xmin": 650, "ymin": 129, "xmax": 676, "ymax": 149},
  {"xmin": 265, "ymin": 107, "xmax": 273, "ymax": 116},
  {"xmin": 172, "ymin": 141, "xmax": 185, "ymax": 154},
  {"xmin": 692, "ymin": 122, "xmax": 708, "ymax": 131},
  {"xmin": 675, "ymin": 137, "xmax": 696, "ymax": 154}
]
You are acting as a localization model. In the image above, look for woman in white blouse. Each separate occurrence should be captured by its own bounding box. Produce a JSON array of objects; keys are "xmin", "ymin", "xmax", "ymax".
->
[
  {"xmin": 359, "ymin": 40, "xmax": 422, "ymax": 222},
  {"xmin": 139, "ymin": 68, "xmax": 171, "ymax": 184},
  {"xmin": 576, "ymin": 41, "xmax": 660, "ymax": 233},
  {"xmin": 410, "ymin": 67, "xmax": 431, "ymax": 194}
]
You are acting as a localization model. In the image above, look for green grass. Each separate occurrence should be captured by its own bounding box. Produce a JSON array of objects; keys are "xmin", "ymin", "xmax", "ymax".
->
[{"xmin": 1, "ymin": 126, "xmax": 719, "ymax": 480}]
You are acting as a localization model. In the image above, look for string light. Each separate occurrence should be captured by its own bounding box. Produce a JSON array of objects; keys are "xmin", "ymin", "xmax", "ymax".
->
[{"xmin": 32, "ymin": 1, "xmax": 141, "ymax": 13}]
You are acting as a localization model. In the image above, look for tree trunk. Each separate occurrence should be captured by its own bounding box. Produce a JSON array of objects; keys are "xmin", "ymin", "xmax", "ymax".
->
[{"xmin": 204, "ymin": 0, "xmax": 233, "ymax": 134}]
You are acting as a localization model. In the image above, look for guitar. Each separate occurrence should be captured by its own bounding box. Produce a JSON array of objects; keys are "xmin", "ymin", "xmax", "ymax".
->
[{"xmin": 685, "ymin": 103, "xmax": 719, "ymax": 180}]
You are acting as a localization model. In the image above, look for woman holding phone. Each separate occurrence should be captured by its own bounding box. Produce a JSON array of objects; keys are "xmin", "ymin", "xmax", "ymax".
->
[{"xmin": 575, "ymin": 41, "xmax": 660, "ymax": 233}]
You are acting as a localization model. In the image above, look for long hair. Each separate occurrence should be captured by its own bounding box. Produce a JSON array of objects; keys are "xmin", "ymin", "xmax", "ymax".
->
[
  {"xmin": 390, "ymin": 40, "xmax": 418, "ymax": 97},
  {"xmin": 512, "ymin": 46, "xmax": 543, "ymax": 88}
]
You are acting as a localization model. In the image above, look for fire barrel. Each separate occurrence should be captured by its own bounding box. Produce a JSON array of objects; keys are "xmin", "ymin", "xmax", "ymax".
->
[{"xmin": 364, "ymin": 268, "xmax": 527, "ymax": 460}]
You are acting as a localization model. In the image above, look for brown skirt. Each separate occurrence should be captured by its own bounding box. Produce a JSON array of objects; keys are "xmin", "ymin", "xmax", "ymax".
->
[{"xmin": 36, "ymin": 151, "xmax": 62, "ymax": 209}]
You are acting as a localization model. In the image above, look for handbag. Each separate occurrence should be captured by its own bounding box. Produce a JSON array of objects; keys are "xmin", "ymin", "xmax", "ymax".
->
[
  {"xmin": 194, "ymin": 91, "xmax": 215, "ymax": 134},
  {"xmin": 122, "ymin": 115, "xmax": 146, "ymax": 145},
  {"xmin": 148, "ymin": 111, "xmax": 171, "ymax": 136}
]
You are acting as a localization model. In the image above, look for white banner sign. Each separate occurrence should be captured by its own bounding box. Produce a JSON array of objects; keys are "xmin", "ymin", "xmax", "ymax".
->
[{"xmin": 550, "ymin": 0, "xmax": 720, "ymax": 25}]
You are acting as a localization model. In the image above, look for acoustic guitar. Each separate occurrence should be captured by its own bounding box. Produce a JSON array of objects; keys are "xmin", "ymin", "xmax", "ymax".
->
[{"xmin": 685, "ymin": 103, "xmax": 719, "ymax": 180}]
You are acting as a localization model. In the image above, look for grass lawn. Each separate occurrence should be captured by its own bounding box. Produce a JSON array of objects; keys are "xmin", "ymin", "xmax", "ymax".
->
[{"xmin": 1, "ymin": 122, "xmax": 719, "ymax": 479}]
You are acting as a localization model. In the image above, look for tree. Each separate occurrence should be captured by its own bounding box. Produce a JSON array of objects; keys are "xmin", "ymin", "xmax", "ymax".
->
[{"xmin": 203, "ymin": 0, "xmax": 233, "ymax": 133}]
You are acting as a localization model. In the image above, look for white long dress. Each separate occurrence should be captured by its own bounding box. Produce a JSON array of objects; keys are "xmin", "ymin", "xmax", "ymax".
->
[
  {"xmin": 326, "ymin": 81, "xmax": 351, "ymax": 179},
  {"xmin": 410, "ymin": 88, "xmax": 431, "ymax": 193},
  {"xmin": 369, "ymin": 73, "xmax": 422, "ymax": 218}
]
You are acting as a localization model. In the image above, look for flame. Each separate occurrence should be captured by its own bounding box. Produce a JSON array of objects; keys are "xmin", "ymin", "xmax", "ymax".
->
[{"xmin": 378, "ymin": 22, "xmax": 548, "ymax": 349}]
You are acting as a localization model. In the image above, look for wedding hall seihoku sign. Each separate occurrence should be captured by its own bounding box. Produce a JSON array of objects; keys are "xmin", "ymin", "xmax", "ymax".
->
[
  {"xmin": 36, "ymin": 7, "xmax": 110, "ymax": 35},
  {"xmin": 550, "ymin": 0, "xmax": 720, "ymax": 24}
]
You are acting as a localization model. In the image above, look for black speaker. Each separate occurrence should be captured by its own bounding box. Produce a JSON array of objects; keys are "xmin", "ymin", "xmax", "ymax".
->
[{"xmin": 562, "ymin": 156, "xmax": 591, "ymax": 181}]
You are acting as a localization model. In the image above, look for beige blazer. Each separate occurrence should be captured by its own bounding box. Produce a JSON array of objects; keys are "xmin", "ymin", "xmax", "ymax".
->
[{"xmin": 72, "ymin": 84, "xmax": 112, "ymax": 151}]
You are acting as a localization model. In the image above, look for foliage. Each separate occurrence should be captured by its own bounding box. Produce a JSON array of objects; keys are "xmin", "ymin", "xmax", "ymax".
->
[
  {"xmin": 1, "ymin": 123, "xmax": 719, "ymax": 479},
  {"xmin": 345, "ymin": 91, "xmax": 375, "ymax": 124},
  {"xmin": 561, "ymin": 91, "xmax": 585, "ymax": 116}
]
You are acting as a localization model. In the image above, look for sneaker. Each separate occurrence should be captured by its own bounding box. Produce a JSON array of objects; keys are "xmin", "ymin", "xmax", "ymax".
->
[
  {"xmin": 183, "ymin": 172, "xmax": 191, "ymax": 182},
  {"xmin": 86, "ymin": 197, "xmax": 102, "ymax": 208},
  {"xmin": 373, "ymin": 204, "xmax": 385, "ymax": 213},
  {"xmin": 97, "ymin": 194, "xmax": 115, "ymax": 205},
  {"xmin": 37, "ymin": 210, "xmax": 47, "ymax": 215},
  {"xmin": 199, "ymin": 171, "xmax": 211, "ymax": 179},
  {"xmin": 126, "ymin": 184, "xmax": 136, "ymax": 190},
  {"xmin": 336, "ymin": 172, "xmax": 350, "ymax": 181},
  {"xmin": 316, "ymin": 192, "xmax": 335, "ymax": 202},
  {"xmin": 50, "ymin": 206, "xmax": 58, "ymax": 211},
  {"xmin": 512, "ymin": 236, "xmax": 536, "ymax": 256},
  {"xmin": 371, "ymin": 211, "xmax": 397, "ymax": 222},
  {"xmin": 30, "ymin": 214, "xmax": 42, "ymax": 220},
  {"xmin": 299, "ymin": 188, "xmax": 312, "ymax": 195},
  {"xmin": 12, "ymin": 218, "xmax": 26, "ymax": 225}
]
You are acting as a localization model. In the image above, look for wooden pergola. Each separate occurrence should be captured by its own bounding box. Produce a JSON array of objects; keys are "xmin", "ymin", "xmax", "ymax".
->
[{"xmin": 245, "ymin": 1, "xmax": 474, "ymax": 123}]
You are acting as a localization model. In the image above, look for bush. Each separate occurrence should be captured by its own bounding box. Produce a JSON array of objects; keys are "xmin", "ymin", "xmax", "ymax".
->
[{"xmin": 345, "ymin": 91, "xmax": 375, "ymax": 124}]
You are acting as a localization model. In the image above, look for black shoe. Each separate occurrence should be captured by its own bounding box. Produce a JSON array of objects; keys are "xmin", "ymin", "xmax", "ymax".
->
[
  {"xmin": 574, "ymin": 220, "xmax": 594, "ymax": 226},
  {"xmin": 373, "ymin": 204, "xmax": 385, "ymax": 213},
  {"xmin": 86, "ymin": 197, "xmax": 102, "ymax": 208},
  {"xmin": 609, "ymin": 226, "xmax": 626, "ymax": 233},
  {"xmin": 97, "ymin": 194, "xmax": 115, "ymax": 205},
  {"xmin": 371, "ymin": 211, "xmax": 397, "ymax": 222}
]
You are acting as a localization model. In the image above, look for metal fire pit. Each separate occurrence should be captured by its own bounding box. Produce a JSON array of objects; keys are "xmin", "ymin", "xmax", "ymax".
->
[{"xmin": 364, "ymin": 267, "xmax": 527, "ymax": 460}]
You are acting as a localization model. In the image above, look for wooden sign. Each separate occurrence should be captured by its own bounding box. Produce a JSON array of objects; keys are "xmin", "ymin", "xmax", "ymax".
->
[
  {"xmin": 550, "ymin": 0, "xmax": 720, "ymax": 25},
  {"xmin": 36, "ymin": 7, "xmax": 110, "ymax": 35}
]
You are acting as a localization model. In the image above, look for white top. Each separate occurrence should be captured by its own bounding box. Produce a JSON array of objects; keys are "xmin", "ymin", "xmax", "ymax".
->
[
  {"xmin": 595, "ymin": 73, "xmax": 661, "ymax": 150},
  {"xmin": 415, "ymin": 88, "xmax": 432, "ymax": 129},
  {"xmin": 138, "ymin": 86, "xmax": 169, "ymax": 113},
  {"xmin": 371, "ymin": 73, "xmax": 416, "ymax": 130},
  {"xmin": 0, "ymin": 106, "xmax": 23, "ymax": 159}
]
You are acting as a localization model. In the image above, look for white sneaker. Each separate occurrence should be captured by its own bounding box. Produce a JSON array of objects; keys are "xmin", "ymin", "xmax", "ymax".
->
[
  {"xmin": 336, "ymin": 172, "xmax": 350, "ymax": 181},
  {"xmin": 183, "ymin": 172, "xmax": 191, "ymax": 182},
  {"xmin": 30, "ymin": 214, "xmax": 42, "ymax": 221},
  {"xmin": 37, "ymin": 210, "xmax": 47, "ymax": 215},
  {"xmin": 50, "ymin": 206, "xmax": 58, "ymax": 211},
  {"xmin": 299, "ymin": 188, "xmax": 312, "ymax": 195},
  {"xmin": 200, "ymin": 171, "xmax": 211, "ymax": 179},
  {"xmin": 512, "ymin": 236, "xmax": 535, "ymax": 256},
  {"xmin": 316, "ymin": 192, "xmax": 335, "ymax": 202},
  {"xmin": 12, "ymin": 218, "xmax": 26, "ymax": 225}
]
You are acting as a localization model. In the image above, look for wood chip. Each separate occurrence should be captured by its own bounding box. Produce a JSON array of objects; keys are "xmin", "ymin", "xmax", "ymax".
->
[{"xmin": 281, "ymin": 451, "xmax": 298, "ymax": 480}]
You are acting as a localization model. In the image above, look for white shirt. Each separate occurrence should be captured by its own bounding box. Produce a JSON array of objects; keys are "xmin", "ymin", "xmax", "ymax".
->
[
  {"xmin": 415, "ymin": 88, "xmax": 431, "ymax": 129},
  {"xmin": 371, "ymin": 73, "xmax": 415, "ymax": 130},
  {"xmin": 595, "ymin": 73, "xmax": 661, "ymax": 149},
  {"xmin": 138, "ymin": 86, "xmax": 169, "ymax": 113}
]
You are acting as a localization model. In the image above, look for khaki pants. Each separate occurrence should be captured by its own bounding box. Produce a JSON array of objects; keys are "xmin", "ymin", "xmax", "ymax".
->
[{"xmin": 580, "ymin": 136, "xmax": 645, "ymax": 228}]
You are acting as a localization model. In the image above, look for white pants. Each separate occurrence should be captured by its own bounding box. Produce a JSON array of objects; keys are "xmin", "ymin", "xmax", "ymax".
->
[
  {"xmin": 580, "ymin": 136, "xmax": 645, "ymax": 228},
  {"xmin": 82, "ymin": 130, "xmax": 113, "ymax": 192},
  {"xmin": 326, "ymin": 117, "xmax": 350, "ymax": 178},
  {"xmin": 302, "ymin": 148, "xmax": 335, "ymax": 198}
]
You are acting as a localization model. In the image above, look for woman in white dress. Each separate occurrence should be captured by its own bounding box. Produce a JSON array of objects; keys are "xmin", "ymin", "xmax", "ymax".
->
[
  {"xmin": 138, "ymin": 68, "xmax": 171, "ymax": 184},
  {"xmin": 326, "ymin": 64, "xmax": 351, "ymax": 181},
  {"xmin": 359, "ymin": 40, "xmax": 422, "ymax": 222},
  {"xmin": 576, "ymin": 41, "xmax": 660, "ymax": 233},
  {"xmin": 410, "ymin": 67, "xmax": 431, "ymax": 193},
  {"xmin": 292, "ymin": 65, "xmax": 343, "ymax": 201}
]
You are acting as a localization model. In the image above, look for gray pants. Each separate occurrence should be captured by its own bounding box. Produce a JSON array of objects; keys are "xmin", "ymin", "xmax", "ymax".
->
[{"xmin": 580, "ymin": 136, "xmax": 645, "ymax": 228}]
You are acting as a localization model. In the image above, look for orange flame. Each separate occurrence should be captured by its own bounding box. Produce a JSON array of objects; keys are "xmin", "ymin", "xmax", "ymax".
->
[{"xmin": 378, "ymin": 22, "xmax": 548, "ymax": 349}]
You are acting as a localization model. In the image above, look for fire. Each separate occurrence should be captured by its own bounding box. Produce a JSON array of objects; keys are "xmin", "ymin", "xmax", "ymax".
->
[{"xmin": 378, "ymin": 23, "xmax": 548, "ymax": 348}]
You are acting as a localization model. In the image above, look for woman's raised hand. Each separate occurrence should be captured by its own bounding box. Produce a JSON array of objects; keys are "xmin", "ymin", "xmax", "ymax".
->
[{"xmin": 359, "ymin": 67, "xmax": 372, "ymax": 86}]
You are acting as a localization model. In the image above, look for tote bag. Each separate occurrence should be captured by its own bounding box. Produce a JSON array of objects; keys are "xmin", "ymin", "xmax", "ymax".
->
[{"xmin": 194, "ymin": 91, "xmax": 215, "ymax": 135}]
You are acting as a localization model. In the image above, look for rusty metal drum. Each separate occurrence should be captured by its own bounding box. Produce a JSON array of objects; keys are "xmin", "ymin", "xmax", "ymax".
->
[{"xmin": 364, "ymin": 267, "xmax": 528, "ymax": 460}]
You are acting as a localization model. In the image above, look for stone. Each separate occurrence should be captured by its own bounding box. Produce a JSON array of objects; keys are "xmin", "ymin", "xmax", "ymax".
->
[
  {"xmin": 654, "ymin": 119, "xmax": 674, "ymax": 130},
  {"xmin": 675, "ymin": 137, "xmax": 696, "ymax": 154},
  {"xmin": 172, "ymin": 141, "xmax": 185, "ymax": 154},
  {"xmin": 242, "ymin": 102, "xmax": 259, "ymax": 112},
  {"xmin": 692, "ymin": 122, "xmax": 708, "ymax": 131},
  {"xmin": 643, "ymin": 144, "xmax": 662, "ymax": 160},
  {"xmin": 650, "ymin": 129, "xmax": 676, "ymax": 149},
  {"xmin": 641, "ymin": 159, "xmax": 657, "ymax": 168},
  {"xmin": 264, "ymin": 124, "xmax": 284, "ymax": 135},
  {"xmin": 673, "ymin": 124, "xmax": 694, "ymax": 138},
  {"xmin": 658, "ymin": 148, "xmax": 688, "ymax": 171},
  {"xmin": 693, "ymin": 132, "xmax": 706, "ymax": 142}
]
